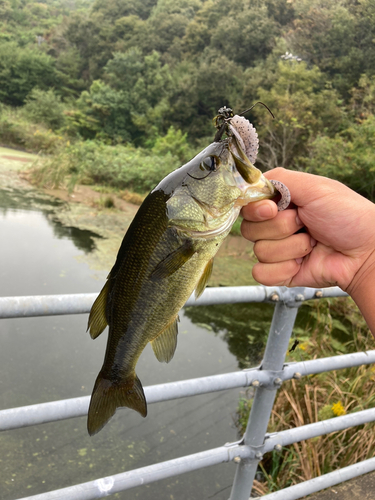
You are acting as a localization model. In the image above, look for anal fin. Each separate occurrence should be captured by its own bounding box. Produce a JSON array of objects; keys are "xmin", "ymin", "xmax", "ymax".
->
[
  {"xmin": 87, "ymin": 280, "xmax": 110, "ymax": 339},
  {"xmin": 195, "ymin": 258, "xmax": 214, "ymax": 299},
  {"xmin": 151, "ymin": 315, "xmax": 179, "ymax": 363}
]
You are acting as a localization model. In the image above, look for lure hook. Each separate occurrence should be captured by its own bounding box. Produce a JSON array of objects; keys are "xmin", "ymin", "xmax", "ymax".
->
[{"xmin": 213, "ymin": 102, "xmax": 274, "ymax": 142}]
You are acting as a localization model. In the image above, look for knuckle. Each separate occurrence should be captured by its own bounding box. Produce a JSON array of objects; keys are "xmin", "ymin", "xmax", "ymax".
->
[
  {"xmin": 296, "ymin": 233, "xmax": 311, "ymax": 256},
  {"xmin": 254, "ymin": 240, "xmax": 272, "ymax": 263},
  {"xmin": 253, "ymin": 241, "xmax": 263, "ymax": 260},
  {"xmin": 241, "ymin": 220, "xmax": 259, "ymax": 242},
  {"xmin": 278, "ymin": 210, "xmax": 299, "ymax": 237},
  {"xmin": 279, "ymin": 217, "xmax": 292, "ymax": 236},
  {"xmin": 240, "ymin": 222, "xmax": 250, "ymax": 241}
]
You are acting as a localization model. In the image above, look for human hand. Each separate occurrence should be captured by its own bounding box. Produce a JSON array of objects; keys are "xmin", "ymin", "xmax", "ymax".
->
[{"xmin": 241, "ymin": 168, "xmax": 375, "ymax": 296}]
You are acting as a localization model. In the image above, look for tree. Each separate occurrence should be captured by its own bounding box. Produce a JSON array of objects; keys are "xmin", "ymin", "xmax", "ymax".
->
[
  {"xmin": 0, "ymin": 42, "xmax": 57, "ymax": 106},
  {"xmin": 166, "ymin": 49, "xmax": 244, "ymax": 140},
  {"xmin": 66, "ymin": 80, "xmax": 131, "ymax": 141},
  {"xmin": 103, "ymin": 49, "xmax": 174, "ymax": 142},
  {"xmin": 350, "ymin": 74, "xmax": 375, "ymax": 119},
  {"xmin": 287, "ymin": 0, "xmax": 375, "ymax": 95},
  {"xmin": 91, "ymin": 0, "xmax": 157, "ymax": 21},
  {"xmin": 210, "ymin": 4, "xmax": 279, "ymax": 67},
  {"xmin": 182, "ymin": 0, "xmax": 282, "ymax": 68},
  {"xmin": 306, "ymin": 115, "xmax": 375, "ymax": 201},
  {"xmin": 251, "ymin": 60, "xmax": 345, "ymax": 170}
]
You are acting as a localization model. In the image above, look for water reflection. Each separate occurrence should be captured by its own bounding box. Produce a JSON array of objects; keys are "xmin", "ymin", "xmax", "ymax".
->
[
  {"xmin": 0, "ymin": 187, "xmax": 102, "ymax": 254},
  {"xmin": 50, "ymin": 219, "xmax": 101, "ymax": 254},
  {"xmin": 185, "ymin": 302, "xmax": 274, "ymax": 368},
  {"xmin": 0, "ymin": 185, "xmax": 241, "ymax": 500},
  {"xmin": 0, "ymin": 187, "xmax": 63, "ymax": 212}
]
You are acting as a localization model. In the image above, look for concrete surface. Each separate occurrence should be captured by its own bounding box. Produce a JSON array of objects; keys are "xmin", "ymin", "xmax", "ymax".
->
[{"xmin": 307, "ymin": 469, "xmax": 375, "ymax": 499}]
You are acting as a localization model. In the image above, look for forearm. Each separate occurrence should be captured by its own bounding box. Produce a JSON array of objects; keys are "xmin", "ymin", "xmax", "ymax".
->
[{"xmin": 347, "ymin": 252, "xmax": 375, "ymax": 338}]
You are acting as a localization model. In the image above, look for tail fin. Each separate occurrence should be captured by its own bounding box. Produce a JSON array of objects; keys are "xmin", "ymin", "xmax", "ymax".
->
[{"xmin": 87, "ymin": 371, "xmax": 147, "ymax": 436}]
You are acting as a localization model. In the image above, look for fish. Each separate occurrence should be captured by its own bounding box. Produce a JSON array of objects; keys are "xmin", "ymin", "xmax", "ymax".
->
[{"xmin": 86, "ymin": 107, "xmax": 288, "ymax": 435}]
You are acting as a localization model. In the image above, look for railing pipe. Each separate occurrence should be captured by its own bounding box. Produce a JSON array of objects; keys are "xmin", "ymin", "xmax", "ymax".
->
[
  {"xmin": 14, "ymin": 407, "xmax": 375, "ymax": 500},
  {"xmin": 0, "ymin": 293, "xmax": 97, "ymax": 318},
  {"xmin": 2, "ymin": 285, "xmax": 373, "ymax": 500},
  {"xmin": 0, "ymin": 286, "xmax": 347, "ymax": 319},
  {"xmin": 282, "ymin": 350, "xmax": 375, "ymax": 378},
  {"xmin": 229, "ymin": 299, "xmax": 300, "ymax": 500},
  {"xmin": 1, "ymin": 351, "xmax": 374, "ymax": 431},
  {"xmin": 263, "ymin": 407, "xmax": 375, "ymax": 454},
  {"xmin": 15, "ymin": 443, "xmax": 251, "ymax": 500},
  {"xmin": 257, "ymin": 457, "xmax": 375, "ymax": 500}
]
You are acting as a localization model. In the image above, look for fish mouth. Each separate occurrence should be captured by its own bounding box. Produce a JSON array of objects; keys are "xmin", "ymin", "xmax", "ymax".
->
[
  {"xmin": 228, "ymin": 142, "xmax": 276, "ymax": 206},
  {"xmin": 177, "ymin": 206, "xmax": 240, "ymax": 240},
  {"xmin": 234, "ymin": 174, "xmax": 276, "ymax": 207}
]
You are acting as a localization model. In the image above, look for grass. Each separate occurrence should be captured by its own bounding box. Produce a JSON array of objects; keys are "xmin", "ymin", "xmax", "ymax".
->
[
  {"xmin": 230, "ymin": 216, "xmax": 243, "ymax": 236},
  {"xmin": 236, "ymin": 296, "xmax": 375, "ymax": 495},
  {"xmin": 29, "ymin": 139, "xmax": 181, "ymax": 194},
  {"xmin": 0, "ymin": 104, "xmax": 66, "ymax": 153}
]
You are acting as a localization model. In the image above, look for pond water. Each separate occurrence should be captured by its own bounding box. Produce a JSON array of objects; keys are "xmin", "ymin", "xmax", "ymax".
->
[{"xmin": 0, "ymin": 186, "xmax": 275, "ymax": 500}]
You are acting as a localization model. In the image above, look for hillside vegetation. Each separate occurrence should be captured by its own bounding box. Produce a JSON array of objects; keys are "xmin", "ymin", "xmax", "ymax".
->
[{"xmin": 1, "ymin": 0, "xmax": 375, "ymax": 198}]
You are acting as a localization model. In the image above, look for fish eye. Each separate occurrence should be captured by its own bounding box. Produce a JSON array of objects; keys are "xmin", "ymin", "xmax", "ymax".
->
[{"xmin": 200, "ymin": 156, "xmax": 217, "ymax": 172}]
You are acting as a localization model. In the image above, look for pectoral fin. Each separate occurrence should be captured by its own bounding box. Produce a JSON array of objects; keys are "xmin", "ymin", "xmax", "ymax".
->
[
  {"xmin": 150, "ymin": 240, "xmax": 195, "ymax": 279},
  {"xmin": 151, "ymin": 315, "xmax": 179, "ymax": 363},
  {"xmin": 87, "ymin": 280, "xmax": 110, "ymax": 339},
  {"xmin": 195, "ymin": 258, "xmax": 214, "ymax": 299}
]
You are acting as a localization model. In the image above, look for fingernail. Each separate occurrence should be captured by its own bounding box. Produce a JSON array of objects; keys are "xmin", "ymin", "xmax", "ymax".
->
[
  {"xmin": 256, "ymin": 204, "xmax": 273, "ymax": 219},
  {"xmin": 310, "ymin": 237, "xmax": 317, "ymax": 248},
  {"xmin": 296, "ymin": 257, "xmax": 303, "ymax": 264},
  {"xmin": 296, "ymin": 214, "xmax": 303, "ymax": 226}
]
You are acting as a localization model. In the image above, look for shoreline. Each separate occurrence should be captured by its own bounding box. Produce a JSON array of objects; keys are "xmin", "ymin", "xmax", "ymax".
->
[{"xmin": 0, "ymin": 145, "xmax": 258, "ymax": 285}]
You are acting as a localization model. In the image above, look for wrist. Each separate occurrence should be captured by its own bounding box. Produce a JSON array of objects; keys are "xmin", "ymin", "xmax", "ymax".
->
[{"xmin": 346, "ymin": 250, "xmax": 375, "ymax": 337}]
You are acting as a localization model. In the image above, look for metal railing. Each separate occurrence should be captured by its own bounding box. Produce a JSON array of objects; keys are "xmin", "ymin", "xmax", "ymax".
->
[{"xmin": 1, "ymin": 285, "xmax": 375, "ymax": 500}]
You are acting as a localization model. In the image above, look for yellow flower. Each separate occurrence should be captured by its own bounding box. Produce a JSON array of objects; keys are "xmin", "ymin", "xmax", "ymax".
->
[
  {"xmin": 299, "ymin": 342, "xmax": 308, "ymax": 351},
  {"xmin": 331, "ymin": 401, "xmax": 346, "ymax": 416}
]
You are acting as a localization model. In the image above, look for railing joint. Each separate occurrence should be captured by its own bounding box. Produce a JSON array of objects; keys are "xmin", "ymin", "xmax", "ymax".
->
[
  {"xmin": 264, "ymin": 286, "xmax": 309, "ymax": 308},
  {"xmin": 250, "ymin": 368, "xmax": 285, "ymax": 390},
  {"xmin": 223, "ymin": 440, "xmax": 255, "ymax": 464}
]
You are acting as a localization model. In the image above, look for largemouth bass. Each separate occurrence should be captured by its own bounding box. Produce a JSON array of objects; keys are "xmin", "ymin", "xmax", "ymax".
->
[{"xmin": 87, "ymin": 108, "xmax": 286, "ymax": 435}]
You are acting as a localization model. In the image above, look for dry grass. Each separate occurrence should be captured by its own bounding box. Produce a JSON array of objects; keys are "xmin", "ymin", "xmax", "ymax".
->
[
  {"xmin": 237, "ymin": 297, "xmax": 375, "ymax": 495},
  {"xmin": 120, "ymin": 189, "xmax": 146, "ymax": 205}
]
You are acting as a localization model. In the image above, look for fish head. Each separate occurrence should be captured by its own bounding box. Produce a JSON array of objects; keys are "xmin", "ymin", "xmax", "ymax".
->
[
  {"xmin": 161, "ymin": 138, "xmax": 276, "ymax": 236},
  {"xmin": 180, "ymin": 138, "xmax": 276, "ymax": 213}
]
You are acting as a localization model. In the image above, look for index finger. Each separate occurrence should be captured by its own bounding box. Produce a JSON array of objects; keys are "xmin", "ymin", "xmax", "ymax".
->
[
  {"xmin": 241, "ymin": 199, "xmax": 278, "ymax": 222},
  {"xmin": 264, "ymin": 168, "xmax": 344, "ymax": 207}
]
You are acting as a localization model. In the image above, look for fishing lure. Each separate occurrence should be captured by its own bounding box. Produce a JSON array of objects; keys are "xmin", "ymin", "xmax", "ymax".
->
[{"xmin": 214, "ymin": 104, "xmax": 291, "ymax": 211}]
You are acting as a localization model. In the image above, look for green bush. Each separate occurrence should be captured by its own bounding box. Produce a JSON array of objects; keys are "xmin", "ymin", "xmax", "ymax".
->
[
  {"xmin": 0, "ymin": 104, "xmax": 66, "ymax": 153},
  {"xmin": 151, "ymin": 126, "xmax": 195, "ymax": 163},
  {"xmin": 24, "ymin": 88, "xmax": 67, "ymax": 130},
  {"xmin": 31, "ymin": 140, "xmax": 182, "ymax": 193}
]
